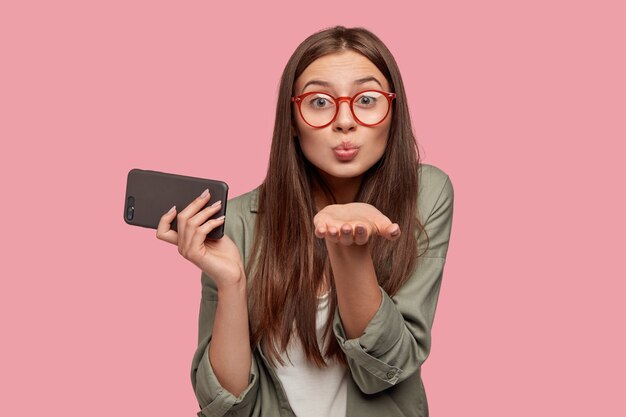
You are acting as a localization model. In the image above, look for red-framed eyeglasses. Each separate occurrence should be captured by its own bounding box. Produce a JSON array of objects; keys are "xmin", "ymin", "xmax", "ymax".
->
[{"xmin": 291, "ymin": 89, "xmax": 396, "ymax": 128}]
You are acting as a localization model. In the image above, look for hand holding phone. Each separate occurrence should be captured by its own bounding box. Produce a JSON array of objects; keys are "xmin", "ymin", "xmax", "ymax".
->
[
  {"xmin": 156, "ymin": 188, "xmax": 246, "ymax": 288},
  {"xmin": 124, "ymin": 169, "xmax": 245, "ymax": 288}
]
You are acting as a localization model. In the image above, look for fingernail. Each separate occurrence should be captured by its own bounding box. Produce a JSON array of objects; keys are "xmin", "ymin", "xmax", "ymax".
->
[
  {"xmin": 200, "ymin": 188, "xmax": 209, "ymax": 198},
  {"xmin": 342, "ymin": 228, "xmax": 351, "ymax": 235},
  {"xmin": 210, "ymin": 200, "xmax": 222, "ymax": 208},
  {"xmin": 391, "ymin": 227, "xmax": 400, "ymax": 237},
  {"xmin": 356, "ymin": 226, "xmax": 365, "ymax": 235},
  {"xmin": 214, "ymin": 215, "xmax": 225, "ymax": 221},
  {"xmin": 168, "ymin": 205, "xmax": 176, "ymax": 213}
]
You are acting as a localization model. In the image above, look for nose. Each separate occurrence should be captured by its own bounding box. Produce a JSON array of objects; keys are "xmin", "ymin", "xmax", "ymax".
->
[{"xmin": 332, "ymin": 100, "xmax": 357, "ymax": 133}]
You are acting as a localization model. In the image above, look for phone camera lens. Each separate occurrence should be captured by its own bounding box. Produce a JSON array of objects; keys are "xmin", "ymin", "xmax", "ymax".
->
[{"xmin": 126, "ymin": 196, "xmax": 135, "ymax": 221}]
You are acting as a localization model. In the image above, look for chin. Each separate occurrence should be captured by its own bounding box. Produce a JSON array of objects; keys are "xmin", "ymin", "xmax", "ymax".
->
[{"xmin": 318, "ymin": 163, "xmax": 368, "ymax": 180}]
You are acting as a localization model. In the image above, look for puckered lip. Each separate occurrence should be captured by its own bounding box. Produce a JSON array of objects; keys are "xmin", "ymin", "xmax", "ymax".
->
[{"xmin": 333, "ymin": 142, "xmax": 359, "ymax": 151}]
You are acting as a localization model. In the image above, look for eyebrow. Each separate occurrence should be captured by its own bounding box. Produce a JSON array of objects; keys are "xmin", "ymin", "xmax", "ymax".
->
[{"xmin": 301, "ymin": 76, "xmax": 383, "ymax": 92}]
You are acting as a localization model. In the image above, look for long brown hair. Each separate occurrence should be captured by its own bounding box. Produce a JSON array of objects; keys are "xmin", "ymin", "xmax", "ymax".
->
[{"xmin": 246, "ymin": 26, "xmax": 429, "ymax": 367}]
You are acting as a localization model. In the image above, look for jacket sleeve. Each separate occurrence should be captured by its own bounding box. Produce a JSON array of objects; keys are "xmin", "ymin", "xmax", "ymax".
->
[
  {"xmin": 332, "ymin": 174, "xmax": 455, "ymax": 395},
  {"xmin": 190, "ymin": 195, "xmax": 261, "ymax": 417}
]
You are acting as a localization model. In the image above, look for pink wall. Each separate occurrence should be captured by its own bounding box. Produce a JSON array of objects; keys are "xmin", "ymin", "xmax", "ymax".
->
[{"xmin": 1, "ymin": 0, "xmax": 624, "ymax": 415}]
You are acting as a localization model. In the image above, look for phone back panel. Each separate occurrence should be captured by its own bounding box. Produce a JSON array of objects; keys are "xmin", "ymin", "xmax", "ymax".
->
[{"xmin": 123, "ymin": 169, "xmax": 228, "ymax": 239}]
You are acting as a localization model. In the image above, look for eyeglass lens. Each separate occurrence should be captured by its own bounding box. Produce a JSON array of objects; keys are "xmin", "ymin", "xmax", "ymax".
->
[{"xmin": 299, "ymin": 91, "xmax": 390, "ymax": 127}]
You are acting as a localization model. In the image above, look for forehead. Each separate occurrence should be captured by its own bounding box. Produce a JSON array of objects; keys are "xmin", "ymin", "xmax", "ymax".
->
[{"xmin": 294, "ymin": 50, "xmax": 389, "ymax": 93}]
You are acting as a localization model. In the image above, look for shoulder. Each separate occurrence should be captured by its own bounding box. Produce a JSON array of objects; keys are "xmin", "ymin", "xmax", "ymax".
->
[
  {"xmin": 226, "ymin": 187, "xmax": 260, "ymax": 216},
  {"xmin": 417, "ymin": 163, "xmax": 454, "ymax": 221},
  {"xmin": 418, "ymin": 163, "xmax": 452, "ymax": 193},
  {"xmin": 223, "ymin": 187, "xmax": 260, "ymax": 267}
]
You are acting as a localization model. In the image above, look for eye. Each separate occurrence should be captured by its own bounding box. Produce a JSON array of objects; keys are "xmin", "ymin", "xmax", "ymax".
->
[
  {"xmin": 305, "ymin": 94, "xmax": 334, "ymax": 109},
  {"xmin": 313, "ymin": 98, "xmax": 329, "ymax": 107},
  {"xmin": 355, "ymin": 94, "xmax": 378, "ymax": 106}
]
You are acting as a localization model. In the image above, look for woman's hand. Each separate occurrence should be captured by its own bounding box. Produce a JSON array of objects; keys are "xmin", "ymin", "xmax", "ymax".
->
[
  {"xmin": 313, "ymin": 202, "xmax": 401, "ymax": 246},
  {"xmin": 156, "ymin": 189, "xmax": 245, "ymax": 290}
]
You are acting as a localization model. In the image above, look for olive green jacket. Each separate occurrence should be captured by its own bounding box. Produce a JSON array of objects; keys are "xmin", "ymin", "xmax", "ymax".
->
[{"xmin": 191, "ymin": 164, "xmax": 454, "ymax": 417}]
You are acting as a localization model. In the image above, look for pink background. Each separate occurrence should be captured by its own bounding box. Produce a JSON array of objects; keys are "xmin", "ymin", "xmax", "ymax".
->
[{"xmin": 1, "ymin": 0, "xmax": 625, "ymax": 415}]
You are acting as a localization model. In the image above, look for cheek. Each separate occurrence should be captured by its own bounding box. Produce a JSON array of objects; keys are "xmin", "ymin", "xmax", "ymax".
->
[
  {"xmin": 298, "ymin": 134, "xmax": 325, "ymax": 164},
  {"xmin": 370, "ymin": 124, "xmax": 391, "ymax": 158},
  {"xmin": 366, "ymin": 137, "xmax": 388, "ymax": 167},
  {"xmin": 374, "ymin": 137, "xmax": 388, "ymax": 158},
  {"xmin": 293, "ymin": 118, "xmax": 326, "ymax": 161}
]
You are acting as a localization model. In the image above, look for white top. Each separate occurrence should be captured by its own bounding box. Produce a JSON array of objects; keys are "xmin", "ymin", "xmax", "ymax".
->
[{"xmin": 273, "ymin": 291, "xmax": 348, "ymax": 417}]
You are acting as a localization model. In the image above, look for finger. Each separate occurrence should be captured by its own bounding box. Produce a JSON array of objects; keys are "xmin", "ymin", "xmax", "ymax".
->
[
  {"xmin": 183, "ymin": 200, "xmax": 223, "ymax": 250},
  {"xmin": 382, "ymin": 223, "xmax": 402, "ymax": 241},
  {"xmin": 354, "ymin": 223, "xmax": 370, "ymax": 245},
  {"xmin": 339, "ymin": 223, "xmax": 354, "ymax": 246},
  {"xmin": 156, "ymin": 205, "xmax": 179, "ymax": 245},
  {"xmin": 313, "ymin": 213, "xmax": 330, "ymax": 238},
  {"xmin": 177, "ymin": 188, "xmax": 211, "ymax": 239},
  {"xmin": 326, "ymin": 226, "xmax": 341, "ymax": 244},
  {"xmin": 192, "ymin": 215, "xmax": 226, "ymax": 248},
  {"xmin": 315, "ymin": 223, "xmax": 327, "ymax": 239}
]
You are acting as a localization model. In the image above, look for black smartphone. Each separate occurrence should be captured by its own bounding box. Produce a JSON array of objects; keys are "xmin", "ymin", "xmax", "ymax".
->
[{"xmin": 123, "ymin": 168, "xmax": 229, "ymax": 239}]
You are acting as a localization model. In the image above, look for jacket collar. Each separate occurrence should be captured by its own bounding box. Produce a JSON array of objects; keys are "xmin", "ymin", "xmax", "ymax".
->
[{"xmin": 249, "ymin": 187, "xmax": 259, "ymax": 213}]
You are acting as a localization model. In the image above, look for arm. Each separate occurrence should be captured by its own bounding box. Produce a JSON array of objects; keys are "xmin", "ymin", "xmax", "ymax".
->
[
  {"xmin": 191, "ymin": 272, "xmax": 260, "ymax": 417},
  {"xmin": 210, "ymin": 278, "xmax": 251, "ymax": 397},
  {"xmin": 332, "ymin": 175, "xmax": 455, "ymax": 394},
  {"xmin": 190, "ymin": 197, "xmax": 261, "ymax": 417},
  {"xmin": 326, "ymin": 242, "xmax": 382, "ymax": 340}
]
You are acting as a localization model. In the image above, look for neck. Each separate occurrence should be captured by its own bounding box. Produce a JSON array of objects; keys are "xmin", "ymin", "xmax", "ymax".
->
[{"xmin": 313, "ymin": 171, "xmax": 363, "ymax": 208}]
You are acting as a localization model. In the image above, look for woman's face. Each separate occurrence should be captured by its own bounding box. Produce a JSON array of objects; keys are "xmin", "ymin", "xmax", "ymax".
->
[{"xmin": 292, "ymin": 50, "xmax": 392, "ymax": 183}]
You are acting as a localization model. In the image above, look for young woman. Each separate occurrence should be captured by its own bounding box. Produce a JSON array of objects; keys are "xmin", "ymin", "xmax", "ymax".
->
[{"xmin": 156, "ymin": 26, "xmax": 454, "ymax": 417}]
